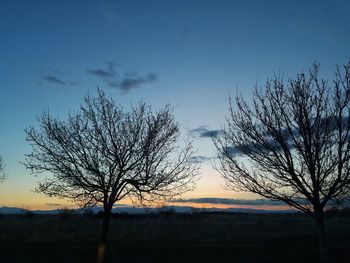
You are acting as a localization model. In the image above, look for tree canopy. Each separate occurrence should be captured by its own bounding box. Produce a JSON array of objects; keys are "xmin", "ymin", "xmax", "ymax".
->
[
  {"xmin": 214, "ymin": 62, "xmax": 350, "ymax": 216},
  {"xmin": 24, "ymin": 90, "xmax": 198, "ymax": 208}
]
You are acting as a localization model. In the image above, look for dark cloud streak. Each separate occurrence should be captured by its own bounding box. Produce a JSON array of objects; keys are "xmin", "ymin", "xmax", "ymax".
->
[
  {"xmin": 42, "ymin": 74, "xmax": 66, "ymax": 85},
  {"xmin": 41, "ymin": 70, "xmax": 78, "ymax": 87},
  {"xmin": 87, "ymin": 62, "xmax": 157, "ymax": 94},
  {"xmin": 190, "ymin": 126, "xmax": 223, "ymax": 138},
  {"xmin": 119, "ymin": 73, "xmax": 157, "ymax": 93},
  {"xmin": 189, "ymin": 155, "xmax": 214, "ymax": 163},
  {"xmin": 86, "ymin": 62, "xmax": 117, "ymax": 79},
  {"xmin": 173, "ymin": 198, "xmax": 296, "ymax": 206},
  {"xmin": 87, "ymin": 69, "xmax": 116, "ymax": 78}
]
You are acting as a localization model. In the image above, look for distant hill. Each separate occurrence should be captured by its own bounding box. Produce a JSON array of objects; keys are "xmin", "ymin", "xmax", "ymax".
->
[
  {"xmin": 0, "ymin": 207, "xmax": 28, "ymax": 214},
  {"xmin": 0, "ymin": 205, "xmax": 297, "ymax": 215}
]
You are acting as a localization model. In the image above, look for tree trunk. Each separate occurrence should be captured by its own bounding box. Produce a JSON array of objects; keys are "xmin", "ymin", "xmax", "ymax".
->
[
  {"xmin": 315, "ymin": 213, "xmax": 329, "ymax": 263},
  {"xmin": 97, "ymin": 205, "xmax": 112, "ymax": 263}
]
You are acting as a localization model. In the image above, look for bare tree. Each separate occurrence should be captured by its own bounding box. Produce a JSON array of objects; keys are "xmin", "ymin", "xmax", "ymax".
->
[
  {"xmin": 214, "ymin": 62, "xmax": 350, "ymax": 263},
  {"xmin": 23, "ymin": 89, "xmax": 199, "ymax": 263},
  {"xmin": 0, "ymin": 156, "xmax": 6, "ymax": 182}
]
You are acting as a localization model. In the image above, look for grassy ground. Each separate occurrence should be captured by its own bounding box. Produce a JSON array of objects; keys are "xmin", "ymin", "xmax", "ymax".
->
[{"xmin": 0, "ymin": 211, "xmax": 349, "ymax": 262}]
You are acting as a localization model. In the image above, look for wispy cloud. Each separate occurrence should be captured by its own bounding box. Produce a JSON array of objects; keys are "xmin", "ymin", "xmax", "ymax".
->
[
  {"xmin": 222, "ymin": 128, "xmax": 301, "ymax": 157},
  {"xmin": 87, "ymin": 62, "xmax": 158, "ymax": 94},
  {"xmin": 99, "ymin": 0, "xmax": 120, "ymax": 24},
  {"xmin": 118, "ymin": 73, "xmax": 157, "ymax": 93},
  {"xmin": 42, "ymin": 74, "xmax": 66, "ymax": 85},
  {"xmin": 44, "ymin": 203, "xmax": 63, "ymax": 208},
  {"xmin": 68, "ymin": 81, "xmax": 78, "ymax": 86},
  {"xmin": 86, "ymin": 62, "xmax": 117, "ymax": 79},
  {"xmin": 190, "ymin": 126, "xmax": 223, "ymax": 138},
  {"xmin": 41, "ymin": 70, "xmax": 78, "ymax": 87},
  {"xmin": 189, "ymin": 155, "xmax": 214, "ymax": 163},
  {"xmin": 87, "ymin": 69, "xmax": 115, "ymax": 78}
]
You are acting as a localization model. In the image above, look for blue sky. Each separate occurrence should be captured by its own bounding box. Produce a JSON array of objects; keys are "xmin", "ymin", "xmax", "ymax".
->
[{"xmin": 0, "ymin": 0, "xmax": 349, "ymax": 209}]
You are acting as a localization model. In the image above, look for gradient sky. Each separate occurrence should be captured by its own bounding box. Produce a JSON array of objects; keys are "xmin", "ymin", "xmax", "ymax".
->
[{"xmin": 0, "ymin": 0, "xmax": 349, "ymax": 209}]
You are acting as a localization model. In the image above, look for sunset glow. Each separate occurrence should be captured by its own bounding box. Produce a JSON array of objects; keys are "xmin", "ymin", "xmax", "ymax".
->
[
  {"xmin": 169, "ymin": 202, "xmax": 293, "ymax": 211},
  {"xmin": 0, "ymin": 0, "xmax": 349, "ymax": 212}
]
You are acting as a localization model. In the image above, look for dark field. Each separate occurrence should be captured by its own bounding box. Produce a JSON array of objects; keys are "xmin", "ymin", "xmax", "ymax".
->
[{"xmin": 0, "ymin": 211, "xmax": 349, "ymax": 263}]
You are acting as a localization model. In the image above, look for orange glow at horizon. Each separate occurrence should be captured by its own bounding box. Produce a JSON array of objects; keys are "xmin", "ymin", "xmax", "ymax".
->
[
  {"xmin": 0, "ymin": 199, "xmax": 293, "ymax": 212},
  {"xmin": 168, "ymin": 202, "xmax": 293, "ymax": 211}
]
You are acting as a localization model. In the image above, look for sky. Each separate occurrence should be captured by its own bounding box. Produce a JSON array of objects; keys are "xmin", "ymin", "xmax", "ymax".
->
[{"xmin": 0, "ymin": 0, "xmax": 349, "ymax": 209}]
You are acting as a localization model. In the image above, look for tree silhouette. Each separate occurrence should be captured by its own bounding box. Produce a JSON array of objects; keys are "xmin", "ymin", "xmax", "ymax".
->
[
  {"xmin": 0, "ymin": 156, "xmax": 6, "ymax": 182},
  {"xmin": 214, "ymin": 62, "xmax": 350, "ymax": 263},
  {"xmin": 23, "ymin": 89, "xmax": 199, "ymax": 263}
]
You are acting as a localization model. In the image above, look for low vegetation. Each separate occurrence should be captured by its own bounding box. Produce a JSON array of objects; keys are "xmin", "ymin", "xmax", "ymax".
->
[{"xmin": 0, "ymin": 211, "xmax": 349, "ymax": 263}]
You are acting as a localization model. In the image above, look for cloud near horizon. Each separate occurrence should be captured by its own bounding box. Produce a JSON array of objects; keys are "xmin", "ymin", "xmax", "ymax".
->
[
  {"xmin": 172, "ymin": 197, "xmax": 350, "ymax": 207},
  {"xmin": 44, "ymin": 203, "xmax": 63, "ymax": 207},
  {"xmin": 172, "ymin": 198, "xmax": 291, "ymax": 206}
]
